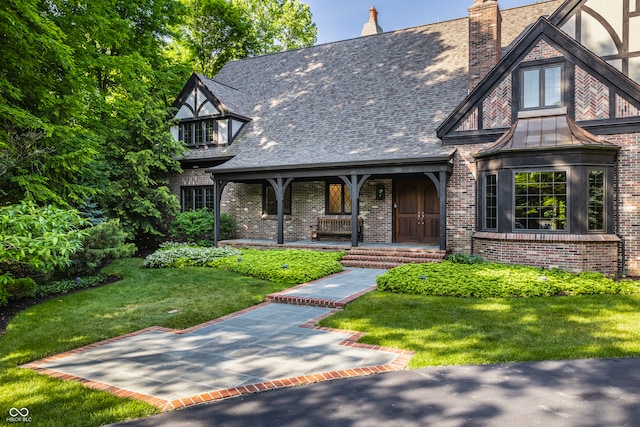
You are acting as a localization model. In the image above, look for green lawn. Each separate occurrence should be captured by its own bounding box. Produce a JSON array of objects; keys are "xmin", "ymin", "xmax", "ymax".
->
[
  {"xmin": 0, "ymin": 258, "xmax": 291, "ymax": 427},
  {"xmin": 2, "ymin": 257, "xmax": 640, "ymax": 426},
  {"xmin": 320, "ymin": 290, "xmax": 640, "ymax": 367}
]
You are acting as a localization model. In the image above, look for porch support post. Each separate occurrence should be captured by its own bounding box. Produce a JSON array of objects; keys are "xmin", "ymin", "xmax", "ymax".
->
[
  {"xmin": 340, "ymin": 174, "xmax": 370, "ymax": 247},
  {"xmin": 212, "ymin": 177, "xmax": 229, "ymax": 247},
  {"xmin": 426, "ymin": 171, "xmax": 448, "ymax": 251},
  {"xmin": 267, "ymin": 177, "xmax": 293, "ymax": 245}
]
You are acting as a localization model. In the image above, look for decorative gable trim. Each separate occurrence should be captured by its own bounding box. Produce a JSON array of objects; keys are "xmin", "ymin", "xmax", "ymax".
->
[
  {"xmin": 172, "ymin": 73, "xmax": 222, "ymax": 119},
  {"xmin": 171, "ymin": 73, "xmax": 252, "ymax": 122},
  {"xmin": 437, "ymin": 17, "xmax": 640, "ymax": 144},
  {"xmin": 548, "ymin": 0, "xmax": 583, "ymax": 26}
]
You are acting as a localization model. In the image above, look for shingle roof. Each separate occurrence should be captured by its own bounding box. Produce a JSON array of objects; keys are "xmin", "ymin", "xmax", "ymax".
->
[
  {"xmin": 196, "ymin": 73, "xmax": 252, "ymax": 119},
  {"xmin": 206, "ymin": 0, "xmax": 563, "ymax": 172}
]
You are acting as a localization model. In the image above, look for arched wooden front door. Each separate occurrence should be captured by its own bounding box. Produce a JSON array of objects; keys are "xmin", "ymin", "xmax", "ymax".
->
[{"xmin": 395, "ymin": 180, "xmax": 439, "ymax": 244}]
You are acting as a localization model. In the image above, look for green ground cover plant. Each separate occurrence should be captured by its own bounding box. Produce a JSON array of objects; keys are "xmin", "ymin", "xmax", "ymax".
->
[
  {"xmin": 320, "ymin": 291, "xmax": 640, "ymax": 367},
  {"xmin": 210, "ymin": 248, "xmax": 344, "ymax": 284},
  {"xmin": 143, "ymin": 242, "xmax": 241, "ymax": 268},
  {"xmin": 0, "ymin": 258, "xmax": 292, "ymax": 426},
  {"xmin": 377, "ymin": 261, "xmax": 640, "ymax": 297}
]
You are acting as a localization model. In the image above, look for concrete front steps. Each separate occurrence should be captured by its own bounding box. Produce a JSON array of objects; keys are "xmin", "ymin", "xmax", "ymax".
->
[{"xmin": 341, "ymin": 247, "xmax": 447, "ymax": 270}]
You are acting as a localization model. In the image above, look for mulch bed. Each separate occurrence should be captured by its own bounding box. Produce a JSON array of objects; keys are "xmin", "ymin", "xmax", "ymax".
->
[{"xmin": 0, "ymin": 275, "xmax": 121, "ymax": 337}]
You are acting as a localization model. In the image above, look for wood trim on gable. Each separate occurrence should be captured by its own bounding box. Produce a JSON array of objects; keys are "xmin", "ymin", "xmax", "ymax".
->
[{"xmin": 548, "ymin": 0, "xmax": 584, "ymax": 26}]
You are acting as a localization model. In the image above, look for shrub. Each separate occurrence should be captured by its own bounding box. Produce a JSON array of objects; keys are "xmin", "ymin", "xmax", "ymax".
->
[
  {"xmin": 210, "ymin": 249, "xmax": 344, "ymax": 284},
  {"xmin": 33, "ymin": 274, "xmax": 108, "ymax": 298},
  {"xmin": 143, "ymin": 243, "xmax": 241, "ymax": 268},
  {"xmin": 7, "ymin": 277, "xmax": 37, "ymax": 300},
  {"xmin": 0, "ymin": 202, "xmax": 87, "ymax": 278},
  {"xmin": 72, "ymin": 219, "xmax": 137, "ymax": 274},
  {"xmin": 168, "ymin": 209, "xmax": 236, "ymax": 244},
  {"xmin": 376, "ymin": 261, "xmax": 640, "ymax": 298},
  {"xmin": 0, "ymin": 277, "xmax": 9, "ymax": 307},
  {"xmin": 445, "ymin": 253, "xmax": 485, "ymax": 264}
]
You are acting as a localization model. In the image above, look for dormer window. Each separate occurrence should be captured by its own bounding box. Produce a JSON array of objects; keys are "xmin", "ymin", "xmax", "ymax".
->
[
  {"xmin": 520, "ymin": 62, "xmax": 563, "ymax": 110},
  {"xmin": 170, "ymin": 74, "xmax": 250, "ymax": 148}
]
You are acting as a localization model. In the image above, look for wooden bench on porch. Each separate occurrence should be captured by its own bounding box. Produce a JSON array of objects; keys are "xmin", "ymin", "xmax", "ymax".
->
[{"xmin": 310, "ymin": 216, "xmax": 363, "ymax": 242}]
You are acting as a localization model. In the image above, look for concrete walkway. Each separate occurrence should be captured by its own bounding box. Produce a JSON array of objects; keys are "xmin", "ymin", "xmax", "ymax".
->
[{"xmin": 22, "ymin": 269, "xmax": 413, "ymax": 411}]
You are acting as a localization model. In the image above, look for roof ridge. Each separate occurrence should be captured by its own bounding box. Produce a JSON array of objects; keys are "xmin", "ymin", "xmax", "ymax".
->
[{"xmin": 218, "ymin": 0, "xmax": 562, "ymax": 70}]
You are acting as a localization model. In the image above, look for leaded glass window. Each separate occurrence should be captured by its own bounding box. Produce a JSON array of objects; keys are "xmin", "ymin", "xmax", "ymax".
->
[
  {"xmin": 588, "ymin": 170, "xmax": 605, "ymax": 231},
  {"xmin": 484, "ymin": 174, "xmax": 497, "ymax": 230},
  {"xmin": 181, "ymin": 187, "xmax": 215, "ymax": 211},
  {"xmin": 327, "ymin": 183, "xmax": 351, "ymax": 214}
]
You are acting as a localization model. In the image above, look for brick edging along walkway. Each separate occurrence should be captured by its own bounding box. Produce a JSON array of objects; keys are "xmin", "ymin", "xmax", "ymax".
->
[{"xmin": 21, "ymin": 274, "xmax": 415, "ymax": 411}]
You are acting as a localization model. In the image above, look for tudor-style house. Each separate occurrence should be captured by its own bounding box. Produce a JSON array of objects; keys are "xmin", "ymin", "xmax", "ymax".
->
[{"xmin": 168, "ymin": 0, "xmax": 640, "ymax": 277}]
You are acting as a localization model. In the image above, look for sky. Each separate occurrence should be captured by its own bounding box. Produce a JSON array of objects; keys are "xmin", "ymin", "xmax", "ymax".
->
[{"xmin": 303, "ymin": 0, "xmax": 545, "ymax": 45}]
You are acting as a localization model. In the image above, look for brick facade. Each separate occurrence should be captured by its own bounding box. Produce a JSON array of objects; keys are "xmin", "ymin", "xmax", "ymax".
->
[
  {"xmin": 575, "ymin": 66, "xmax": 610, "ymax": 121},
  {"xmin": 522, "ymin": 39, "xmax": 562, "ymax": 62},
  {"xmin": 474, "ymin": 233, "xmax": 620, "ymax": 275},
  {"xmin": 169, "ymin": 173, "xmax": 394, "ymax": 243},
  {"xmin": 607, "ymin": 133, "xmax": 640, "ymax": 276},
  {"xmin": 446, "ymin": 147, "xmax": 482, "ymax": 254}
]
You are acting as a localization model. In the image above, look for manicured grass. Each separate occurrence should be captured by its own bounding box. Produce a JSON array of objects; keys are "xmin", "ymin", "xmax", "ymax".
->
[
  {"xmin": 320, "ymin": 291, "xmax": 640, "ymax": 367},
  {"xmin": 0, "ymin": 258, "xmax": 292, "ymax": 427}
]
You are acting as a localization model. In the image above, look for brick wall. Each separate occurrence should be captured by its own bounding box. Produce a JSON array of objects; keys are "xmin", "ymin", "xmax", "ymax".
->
[
  {"xmin": 575, "ymin": 65, "xmax": 610, "ymax": 121},
  {"xmin": 474, "ymin": 233, "xmax": 620, "ymax": 275},
  {"xmin": 522, "ymin": 39, "xmax": 562, "ymax": 61},
  {"xmin": 360, "ymin": 179, "xmax": 393, "ymax": 243},
  {"xmin": 607, "ymin": 133, "xmax": 640, "ymax": 276},
  {"xmin": 446, "ymin": 147, "xmax": 481, "ymax": 254},
  {"xmin": 168, "ymin": 168, "xmax": 214, "ymax": 195},
  {"xmin": 221, "ymin": 179, "xmax": 393, "ymax": 242},
  {"xmin": 482, "ymin": 74, "xmax": 512, "ymax": 128}
]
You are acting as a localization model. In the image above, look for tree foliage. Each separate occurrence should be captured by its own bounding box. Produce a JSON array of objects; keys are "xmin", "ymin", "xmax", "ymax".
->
[
  {"xmin": 39, "ymin": 0, "xmax": 189, "ymax": 241},
  {"xmin": 0, "ymin": 0, "xmax": 98, "ymax": 206},
  {"xmin": 180, "ymin": 0, "xmax": 317, "ymax": 75},
  {"xmin": 0, "ymin": 0, "xmax": 318, "ymax": 250}
]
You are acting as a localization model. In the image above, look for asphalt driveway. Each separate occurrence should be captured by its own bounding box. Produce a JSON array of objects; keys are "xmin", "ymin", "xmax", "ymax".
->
[{"xmin": 110, "ymin": 357, "xmax": 640, "ymax": 426}]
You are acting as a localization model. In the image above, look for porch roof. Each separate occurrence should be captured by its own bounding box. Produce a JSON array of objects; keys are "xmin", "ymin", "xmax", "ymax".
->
[{"xmin": 207, "ymin": 152, "xmax": 455, "ymax": 182}]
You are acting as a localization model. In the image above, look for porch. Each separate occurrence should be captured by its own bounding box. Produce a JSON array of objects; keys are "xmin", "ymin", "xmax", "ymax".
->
[{"xmin": 219, "ymin": 239, "xmax": 448, "ymax": 269}]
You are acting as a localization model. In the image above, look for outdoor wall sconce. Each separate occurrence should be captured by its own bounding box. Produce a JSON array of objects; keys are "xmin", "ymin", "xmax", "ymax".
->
[{"xmin": 376, "ymin": 184, "xmax": 385, "ymax": 200}]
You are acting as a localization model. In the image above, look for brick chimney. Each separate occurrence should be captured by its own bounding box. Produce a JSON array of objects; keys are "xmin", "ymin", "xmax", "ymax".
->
[
  {"xmin": 468, "ymin": 0, "xmax": 502, "ymax": 92},
  {"xmin": 361, "ymin": 7, "xmax": 383, "ymax": 36}
]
